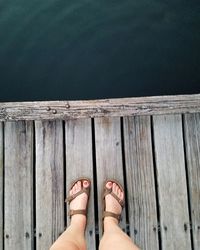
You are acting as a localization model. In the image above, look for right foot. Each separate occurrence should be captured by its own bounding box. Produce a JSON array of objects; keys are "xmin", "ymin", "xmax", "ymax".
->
[{"xmin": 104, "ymin": 181, "xmax": 124, "ymax": 224}]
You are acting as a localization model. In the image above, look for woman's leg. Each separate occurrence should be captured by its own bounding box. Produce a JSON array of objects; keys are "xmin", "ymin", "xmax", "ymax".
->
[
  {"xmin": 99, "ymin": 182, "xmax": 140, "ymax": 250},
  {"xmin": 50, "ymin": 180, "xmax": 90, "ymax": 250}
]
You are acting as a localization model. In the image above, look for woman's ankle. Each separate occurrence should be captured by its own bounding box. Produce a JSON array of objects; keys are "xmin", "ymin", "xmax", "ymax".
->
[
  {"xmin": 103, "ymin": 216, "xmax": 119, "ymax": 232},
  {"xmin": 70, "ymin": 215, "xmax": 87, "ymax": 231}
]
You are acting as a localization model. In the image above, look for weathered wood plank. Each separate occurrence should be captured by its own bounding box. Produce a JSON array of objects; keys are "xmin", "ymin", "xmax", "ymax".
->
[
  {"xmin": 153, "ymin": 114, "xmax": 191, "ymax": 250},
  {"xmin": 0, "ymin": 123, "xmax": 3, "ymax": 250},
  {"xmin": 4, "ymin": 121, "xmax": 34, "ymax": 250},
  {"xmin": 0, "ymin": 94, "xmax": 200, "ymax": 121},
  {"xmin": 94, "ymin": 117, "xmax": 126, "ymax": 237},
  {"xmin": 35, "ymin": 120, "xmax": 64, "ymax": 250},
  {"xmin": 183, "ymin": 113, "xmax": 200, "ymax": 249},
  {"xmin": 65, "ymin": 118, "xmax": 95, "ymax": 249},
  {"xmin": 123, "ymin": 116, "xmax": 159, "ymax": 250}
]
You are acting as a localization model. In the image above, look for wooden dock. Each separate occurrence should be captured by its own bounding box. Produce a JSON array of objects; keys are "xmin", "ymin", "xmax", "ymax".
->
[{"xmin": 0, "ymin": 94, "xmax": 200, "ymax": 250}]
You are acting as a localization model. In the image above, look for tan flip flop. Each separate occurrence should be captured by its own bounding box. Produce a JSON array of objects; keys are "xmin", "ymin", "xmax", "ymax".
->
[
  {"xmin": 102, "ymin": 179, "xmax": 125, "ymax": 233},
  {"xmin": 66, "ymin": 177, "xmax": 91, "ymax": 219}
]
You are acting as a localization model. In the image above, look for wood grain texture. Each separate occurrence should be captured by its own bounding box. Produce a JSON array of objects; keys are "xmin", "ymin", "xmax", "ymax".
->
[
  {"xmin": 94, "ymin": 117, "xmax": 126, "ymax": 237},
  {"xmin": 0, "ymin": 123, "xmax": 3, "ymax": 250},
  {"xmin": 123, "ymin": 116, "xmax": 159, "ymax": 250},
  {"xmin": 0, "ymin": 94, "xmax": 200, "ymax": 121},
  {"xmin": 183, "ymin": 113, "xmax": 200, "ymax": 249},
  {"xmin": 65, "ymin": 118, "xmax": 95, "ymax": 249},
  {"xmin": 35, "ymin": 120, "xmax": 64, "ymax": 250},
  {"xmin": 153, "ymin": 115, "xmax": 191, "ymax": 250},
  {"xmin": 4, "ymin": 121, "xmax": 34, "ymax": 250}
]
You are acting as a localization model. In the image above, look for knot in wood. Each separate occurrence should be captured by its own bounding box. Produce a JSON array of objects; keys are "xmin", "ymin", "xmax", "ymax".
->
[
  {"xmin": 184, "ymin": 223, "xmax": 187, "ymax": 231},
  {"xmin": 25, "ymin": 232, "xmax": 30, "ymax": 238}
]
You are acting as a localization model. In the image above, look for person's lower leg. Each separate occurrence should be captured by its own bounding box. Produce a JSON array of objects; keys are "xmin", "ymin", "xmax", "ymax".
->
[
  {"xmin": 50, "ymin": 179, "xmax": 90, "ymax": 250},
  {"xmin": 99, "ymin": 217, "xmax": 139, "ymax": 250},
  {"xmin": 50, "ymin": 215, "xmax": 86, "ymax": 250},
  {"xmin": 99, "ymin": 181, "xmax": 140, "ymax": 250}
]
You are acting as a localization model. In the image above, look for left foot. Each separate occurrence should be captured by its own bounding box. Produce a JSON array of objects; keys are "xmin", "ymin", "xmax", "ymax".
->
[{"xmin": 69, "ymin": 180, "xmax": 90, "ymax": 211}]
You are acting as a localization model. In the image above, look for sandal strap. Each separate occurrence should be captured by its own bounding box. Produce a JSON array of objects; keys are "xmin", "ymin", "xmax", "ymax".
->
[
  {"xmin": 69, "ymin": 209, "xmax": 87, "ymax": 218},
  {"xmin": 103, "ymin": 211, "xmax": 121, "ymax": 222},
  {"xmin": 66, "ymin": 187, "xmax": 90, "ymax": 203},
  {"xmin": 104, "ymin": 188, "xmax": 124, "ymax": 207}
]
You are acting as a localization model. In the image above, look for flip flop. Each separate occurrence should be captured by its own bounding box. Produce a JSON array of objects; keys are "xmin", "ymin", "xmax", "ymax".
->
[
  {"xmin": 66, "ymin": 177, "xmax": 91, "ymax": 219},
  {"xmin": 102, "ymin": 179, "xmax": 125, "ymax": 233}
]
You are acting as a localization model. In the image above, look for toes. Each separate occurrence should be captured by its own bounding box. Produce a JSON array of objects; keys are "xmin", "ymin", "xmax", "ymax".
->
[
  {"xmin": 83, "ymin": 180, "xmax": 90, "ymax": 188},
  {"xmin": 117, "ymin": 189, "xmax": 121, "ymax": 196},
  {"xmin": 75, "ymin": 183, "xmax": 79, "ymax": 192},
  {"xmin": 113, "ymin": 182, "xmax": 123, "ymax": 198},
  {"xmin": 115, "ymin": 186, "xmax": 119, "ymax": 195},
  {"xmin": 70, "ymin": 179, "xmax": 90, "ymax": 196},
  {"xmin": 73, "ymin": 184, "xmax": 76, "ymax": 193},
  {"xmin": 106, "ymin": 181, "xmax": 112, "ymax": 189},
  {"xmin": 77, "ymin": 181, "xmax": 81, "ymax": 191},
  {"xmin": 113, "ymin": 183, "xmax": 117, "ymax": 193}
]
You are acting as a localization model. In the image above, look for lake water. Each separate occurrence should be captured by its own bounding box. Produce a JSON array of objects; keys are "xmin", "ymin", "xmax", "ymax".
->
[{"xmin": 0, "ymin": 0, "xmax": 199, "ymax": 101}]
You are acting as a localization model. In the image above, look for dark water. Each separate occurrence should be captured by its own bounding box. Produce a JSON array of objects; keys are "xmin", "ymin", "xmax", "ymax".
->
[{"xmin": 0, "ymin": 0, "xmax": 199, "ymax": 102}]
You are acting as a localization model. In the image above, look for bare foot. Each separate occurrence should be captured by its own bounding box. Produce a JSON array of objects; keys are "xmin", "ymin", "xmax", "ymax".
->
[
  {"xmin": 104, "ymin": 181, "xmax": 124, "ymax": 224},
  {"xmin": 69, "ymin": 180, "xmax": 90, "ymax": 227}
]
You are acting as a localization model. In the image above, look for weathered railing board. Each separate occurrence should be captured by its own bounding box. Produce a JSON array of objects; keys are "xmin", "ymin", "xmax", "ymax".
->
[
  {"xmin": 65, "ymin": 119, "xmax": 96, "ymax": 249},
  {"xmin": 94, "ymin": 117, "xmax": 126, "ymax": 237},
  {"xmin": 0, "ymin": 123, "xmax": 3, "ymax": 250},
  {"xmin": 123, "ymin": 116, "xmax": 159, "ymax": 250},
  {"xmin": 4, "ymin": 121, "xmax": 34, "ymax": 250},
  {"xmin": 183, "ymin": 113, "xmax": 200, "ymax": 249},
  {"xmin": 35, "ymin": 121, "xmax": 64, "ymax": 250},
  {"xmin": 153, "ymin": 115, "xmax": 191, "ymax": 250},
  {"xmin": 0, "ymin": 94, "xmax": 200, "ymax": 121}
]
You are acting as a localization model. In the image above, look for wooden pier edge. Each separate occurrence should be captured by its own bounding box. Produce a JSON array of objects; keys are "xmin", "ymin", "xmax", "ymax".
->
[{"xmin": 0, "ymin": 94, "xmax": 200, "ymax": 121}]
